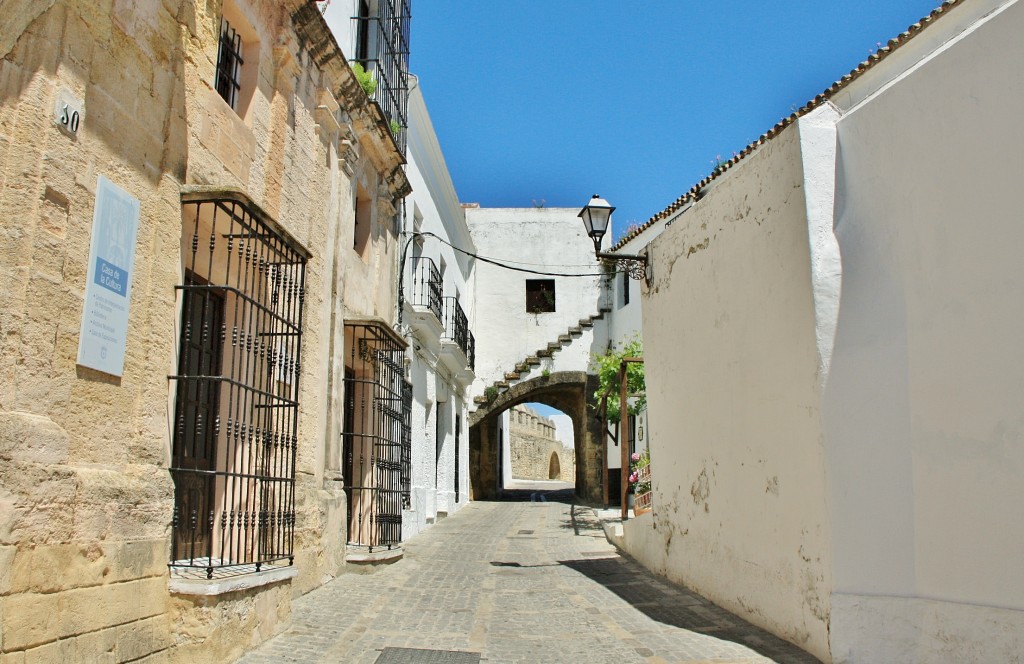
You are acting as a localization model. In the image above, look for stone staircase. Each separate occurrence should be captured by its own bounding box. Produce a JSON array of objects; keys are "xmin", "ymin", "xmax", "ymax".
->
[{"xmin": 472, "ymin": 308, "xmax": 611, "ymax": 410}]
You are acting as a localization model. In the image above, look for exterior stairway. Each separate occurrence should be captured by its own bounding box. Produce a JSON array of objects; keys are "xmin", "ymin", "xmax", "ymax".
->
[{"xmin": 472, "ymin": 308, "xmax": 610, "ymax": 410}]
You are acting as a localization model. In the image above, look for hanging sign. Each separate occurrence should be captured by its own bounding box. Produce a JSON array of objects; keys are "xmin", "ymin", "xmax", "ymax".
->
[{"xmin": 76, "ymin": 176, "xmax": 140, "ymax": 377}]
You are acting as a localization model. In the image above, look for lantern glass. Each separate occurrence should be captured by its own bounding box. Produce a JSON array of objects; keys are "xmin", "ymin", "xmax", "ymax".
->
[{"xmin": 579, "ymin": 195, "xmax": 615, "ymax": 250}]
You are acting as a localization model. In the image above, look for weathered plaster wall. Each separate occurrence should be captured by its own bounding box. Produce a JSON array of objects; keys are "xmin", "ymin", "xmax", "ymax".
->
[
  {"xmin": 637, "ymin": 122, "xmax": 832, "ymax": 660},
  {"xmin": 824, "ymin": 0, "xmax": 1024, "ymax": 659}
]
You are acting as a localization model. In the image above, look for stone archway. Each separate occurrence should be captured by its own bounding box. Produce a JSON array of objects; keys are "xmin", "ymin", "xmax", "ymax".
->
[{"xmin": 468, "ymin": 371, "xmax": 604, "ymax": 502}]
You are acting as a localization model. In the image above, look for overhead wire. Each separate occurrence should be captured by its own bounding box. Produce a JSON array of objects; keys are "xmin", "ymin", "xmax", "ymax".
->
[{"xmin": 407, "ymin": 231, "xmax": 620, "ymax": 278}]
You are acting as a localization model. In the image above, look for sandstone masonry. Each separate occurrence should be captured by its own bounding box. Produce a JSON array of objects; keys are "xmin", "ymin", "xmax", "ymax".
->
[
  {"xmin": 0, "ymin": 1, "xmax": 408, "ymax": 661},
  {"xmin": 508, "ymin": 404, "xmax": 574, "ymax": 482}
]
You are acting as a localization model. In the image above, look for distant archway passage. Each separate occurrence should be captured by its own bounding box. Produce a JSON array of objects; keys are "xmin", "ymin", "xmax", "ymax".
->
[
  {"xmin": 468, "ymin": 371, "xmax": 604, "ymax": 502},
  {"xmin": 548, "ymin": 453, "xmax": 561, "ymax": 480}
]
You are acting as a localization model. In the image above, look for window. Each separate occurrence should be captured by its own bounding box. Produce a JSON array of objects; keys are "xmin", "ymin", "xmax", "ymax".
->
[
  {"xmin": 342, "ymin": 322, "xmax": 411, "ymax": 550},
  {"xmin": 170, "ymin": 191, "xmax": 308, "ymax": 578},
  {"xmin": 215, "ymin": 1, "xmax": 258, "ymax": 119},
  {"xmin": 454, "ymin": 414, "xmax": 461, "ymax": 502},
  {"xmin": 353, "ymin": 184, "xmax": 372, "ymax": 256},
  {"xmin": 215, "ymin": 19, "xmax": 243, "ymax": 109},
  {"xmin": 526, "ymin": 279, "xmax": 556, "ymax": 313},
  {"xmin": 350, "ymin": 0, "xmax": 410, "ymax": 153},
  {"xmin": 621, "ymin": 271, "xmax": 630, "ymax": 307},
  {"xmin": 355, "ymin": 0, "xmax": 372, "ymax": 67}
]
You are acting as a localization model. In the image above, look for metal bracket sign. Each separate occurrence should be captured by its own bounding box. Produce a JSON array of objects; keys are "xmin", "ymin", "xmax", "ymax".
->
[{"xmin": 76, "ymin": 176, "xmax": 140, "ymax": 377}]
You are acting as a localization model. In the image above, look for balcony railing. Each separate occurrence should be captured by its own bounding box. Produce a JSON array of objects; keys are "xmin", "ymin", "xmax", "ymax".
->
[
  {"xmin": 467, "ymin": 330, "xmax": 476, "ymax": 371},
  {"xmin": 352, "ymin": 0, "xmax": 411, "ymax": 154},
  {"xmin": 410, "ymin": 257, "xmax": 442, "ymax": 322},
  {"xmin": 442, "ymin": 297, "xmax": 471, "ymax": 362}
]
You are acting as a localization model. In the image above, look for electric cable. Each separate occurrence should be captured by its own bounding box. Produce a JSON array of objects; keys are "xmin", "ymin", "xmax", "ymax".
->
[{"xmin": 407, "ymin": 232, "xmax": 620, "ymax": 278}]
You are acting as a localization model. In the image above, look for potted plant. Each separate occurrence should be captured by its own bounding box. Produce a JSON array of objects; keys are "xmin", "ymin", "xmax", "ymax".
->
[{"xmin": 628, "ymin": 449, "xmax": 652, "ymax": 516}]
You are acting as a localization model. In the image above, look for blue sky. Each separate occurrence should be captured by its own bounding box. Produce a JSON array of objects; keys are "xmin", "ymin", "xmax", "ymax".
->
[{"xmin": 411, "ymin": 1, "xmax": 942, "ymax": 240}]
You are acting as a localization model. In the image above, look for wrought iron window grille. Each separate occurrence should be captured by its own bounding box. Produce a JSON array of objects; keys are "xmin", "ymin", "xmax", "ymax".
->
[
  {"xmin": 343, "ymin": 322, "xmax": 412, "ymax": 551},
  {"xmin": 169, "ymin": 191, "xmax": 308, "ymax": 579},
  {"xmin": 442, "ymin": 297, "xmax": 471, "ymax": 359},
  {"xmin": 352, "ymin": 0, "xmax": 411, "ymax": 153},
  {"xmin": 216, "ymin": 19, "xmax": 244, "ymax": 110},
  {"xmin": 411, "ymin": 257, "xmax": 443, "ymax": 322}
]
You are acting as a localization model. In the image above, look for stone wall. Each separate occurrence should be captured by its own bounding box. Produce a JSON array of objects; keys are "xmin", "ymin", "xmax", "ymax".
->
[
  {"xmin": 0, "ymin": 1, "xmax": 407, "ymax": 661},
  {"xmin": 507, "ymin": 404, "xmax": 574, "ymax": 482}
]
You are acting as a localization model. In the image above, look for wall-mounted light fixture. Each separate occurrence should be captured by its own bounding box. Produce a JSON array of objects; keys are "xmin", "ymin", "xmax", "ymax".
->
[{"xmin": 578, "ymin": 195, "xmax": 649, "ymax": 282}]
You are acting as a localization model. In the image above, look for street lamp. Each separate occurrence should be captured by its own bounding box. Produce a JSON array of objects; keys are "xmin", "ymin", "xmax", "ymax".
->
[{"xmin": 578, "ymin": 195, "xmax": 649, "ymax": 281}]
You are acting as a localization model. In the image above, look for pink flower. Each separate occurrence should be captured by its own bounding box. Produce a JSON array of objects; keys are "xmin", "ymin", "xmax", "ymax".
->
[
  {"xmin": 628, "ymin": 472, "xmax": 638, "ymax": 484},
  {"xmin": 631, "ymin": 452, "xmax": 641, "ymax": 462}
]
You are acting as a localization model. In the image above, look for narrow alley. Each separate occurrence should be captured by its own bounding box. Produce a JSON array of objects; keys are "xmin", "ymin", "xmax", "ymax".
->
[{"xmin": 235, "ymin": 492, "xmax": 820, "ymax": 664}]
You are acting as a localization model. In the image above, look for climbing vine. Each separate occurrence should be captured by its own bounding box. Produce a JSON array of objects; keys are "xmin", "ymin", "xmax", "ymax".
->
[{"xmin": 589, "ymin": 336, "xmax": 645, "ymax": 423}]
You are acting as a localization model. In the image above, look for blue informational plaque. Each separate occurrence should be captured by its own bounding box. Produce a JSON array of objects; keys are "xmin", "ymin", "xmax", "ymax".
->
[{"xmin": 76, "ymin": 176, "xmax": 140, "ymax": 377}]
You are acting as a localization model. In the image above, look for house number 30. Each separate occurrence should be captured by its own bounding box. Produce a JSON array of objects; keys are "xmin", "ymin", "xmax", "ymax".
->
[
  {"xmin": 60, "ymin": 104, "xmax": 81, "ymax": 133},
  {"xmin": 53, "ymin": 90, "xmax": 83, "ymax": 137}
]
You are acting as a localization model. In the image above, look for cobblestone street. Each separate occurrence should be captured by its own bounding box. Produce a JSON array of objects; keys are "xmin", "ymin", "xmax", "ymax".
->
[{"xmin": 235, "ymin": 495, "xmax": 820, "ymax": 664}]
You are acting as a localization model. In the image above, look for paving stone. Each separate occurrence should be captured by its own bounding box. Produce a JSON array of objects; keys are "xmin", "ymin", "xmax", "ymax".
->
[{"xmin": 234, "ymin": 498, "xmax": 821, "ymax": 664}]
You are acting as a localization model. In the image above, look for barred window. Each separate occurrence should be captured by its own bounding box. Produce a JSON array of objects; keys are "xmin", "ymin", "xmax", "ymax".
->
[
  {"xmin": 215, "ymin": 19, "xmax": 243, "ymax": 109},
  {"xmin": 170, "ymin": 191, "xmax": 308, "ymax": 579},
  {"xmin": 343, "ymin": 322, "xmax": 411, "ymax": 551}
]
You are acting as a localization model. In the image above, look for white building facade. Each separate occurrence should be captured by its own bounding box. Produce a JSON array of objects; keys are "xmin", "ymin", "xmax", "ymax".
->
[
  {"xmin": 400, "ymin": 80, "xmax": 476, "ymax": 537},
  {"xmin": 620, "ymin": 0, "xmax": 1024, "ymax": 661}
]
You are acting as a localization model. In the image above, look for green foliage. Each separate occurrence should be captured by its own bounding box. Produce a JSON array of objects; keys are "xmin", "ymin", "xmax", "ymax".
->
[
  {"xmin": 390, "ymin": 119, "xmax": 401, "ymax": 137},
  {"xmin": 484, "ymin": 386, "xmax": 498, "ymax": 402},
  {"xmin": 541, "ymin": 368, "xmax": 551, "ymax": 378},
  {"xmin": 351, "ymin": 62, "xmax": 377, "ymax": 97},
  {"xmin": 589, "ymin": 336, "xmax": 645, "ymax": 423}
]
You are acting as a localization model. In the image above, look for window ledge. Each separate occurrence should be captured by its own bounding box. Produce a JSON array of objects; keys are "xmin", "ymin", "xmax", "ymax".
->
[{"xmin": 168, "ymin": 562, "xmax": 296, "ymax": 596}]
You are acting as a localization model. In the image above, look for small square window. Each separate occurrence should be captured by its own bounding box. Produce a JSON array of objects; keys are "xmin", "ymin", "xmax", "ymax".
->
[{"xmin": 526, "ymin": 279, "xmax": 556, "ymax": 313}]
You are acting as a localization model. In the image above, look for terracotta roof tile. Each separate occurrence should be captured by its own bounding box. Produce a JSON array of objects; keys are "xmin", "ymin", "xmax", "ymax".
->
[{"xmin": 610, "ymin": 0, "xmax": 965, "ymax": 252}]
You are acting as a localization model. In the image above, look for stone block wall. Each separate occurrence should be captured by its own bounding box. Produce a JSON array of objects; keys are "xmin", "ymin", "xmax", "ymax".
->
[
  {"xmin": 0, "ymin": 1, "xmax": 408, "ymax": 661},
  {"xmin": 507, "ymin": 404, "xmax": 574, "ymax": 482}
]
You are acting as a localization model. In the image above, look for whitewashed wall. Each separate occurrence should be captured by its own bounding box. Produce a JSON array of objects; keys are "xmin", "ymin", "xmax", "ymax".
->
[
  {"xmin": 824, "ymin": 0, "xmax": 1024, "ymax": 659},
  {"xmin": 631, "ymin": 1, "xmax": 1024, "ymax": 661},
  {"xmin": 635, "ymin": 121, "xmax": 833, "ymax": 661},
  {"xmin": 401, "ymin": 81, "xmax": 474, "ymax": 537},
  {"xmin": 467, "ymin": 208, "xmax": 608, "ymax": 397},
  {"xmin": 604, "ymin": 219, "xmax": 670, "ymax": 469},
  {"xmin": 322, "ymin": 2, "xmax": 359, "ymax": 60}
]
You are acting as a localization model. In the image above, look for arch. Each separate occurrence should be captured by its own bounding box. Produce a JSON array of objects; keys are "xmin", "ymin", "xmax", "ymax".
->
[
  {"xmin": 548, "ymin": 452, "xmax": 561, "ymax": 480},
  {"xmin": 468, "ymin": 371, "xmax": 604, "ymax": 501}
]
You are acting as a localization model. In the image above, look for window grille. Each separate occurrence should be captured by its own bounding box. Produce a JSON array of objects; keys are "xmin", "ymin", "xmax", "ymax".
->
[
  {"xmin": 352, "ymin": 0, "xmax": 411, "ymax": 153},
  {"xmin": 442, "ymin": 297, "xmax": 470, "ymax": 356},
  {"xmin": 216, "ymin": 19, "xmax": 244, "ymax": 109},
  {"xmin": 411, "ymin": 257, "xmax": 443, "ymax": 322},
  {"xmin": 343, "ymin": 322, "xmax": 411, "ymax": 550},
  {"xmin": 170, "ymin": 191, "xmax": 308, "ymax": 579}
]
